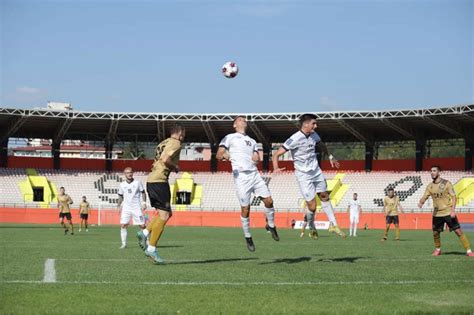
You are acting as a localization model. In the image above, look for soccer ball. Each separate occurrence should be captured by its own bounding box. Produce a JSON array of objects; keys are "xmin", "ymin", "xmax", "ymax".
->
[{"xmin": 222, "ymin": 61, "xmax": 239, "ymax": 78}]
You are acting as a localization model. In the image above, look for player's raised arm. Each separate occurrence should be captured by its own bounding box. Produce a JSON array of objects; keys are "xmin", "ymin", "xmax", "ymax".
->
[
  {"xmin": 272, "ymin": 146, "xmax": 287, "ymax": 172},
  {"xmin": 316, "ymin": 141, "xmax": 339, "ymax": 169}
]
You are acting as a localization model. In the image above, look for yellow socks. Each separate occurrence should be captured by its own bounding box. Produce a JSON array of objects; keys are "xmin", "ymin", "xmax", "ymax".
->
[
  {"xmin": 149, "ymin": 216, "xmax": 167, "ymax": 246},
  {"xmin": 433, "ymin": 231, "xmax": 441, "ymax": 249},
  {"xmin": 459, "ymin": 233, "xmax": 471, "ymax": 251},
  {"xmin": 395, "ymin": 227, "xmax": 400, "ymax": 240}
]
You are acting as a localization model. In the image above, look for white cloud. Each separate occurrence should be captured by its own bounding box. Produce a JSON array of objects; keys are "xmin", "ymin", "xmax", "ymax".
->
[
  {"xmin": 16, "ymin": 86, "xmax": 43, "ymax": 95},
  {"xmin": 5, "ymin": 86, "xmax": 48, "ymax": 104}
]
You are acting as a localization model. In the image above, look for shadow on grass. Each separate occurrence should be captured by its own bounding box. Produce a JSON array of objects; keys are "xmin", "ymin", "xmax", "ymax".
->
[
  {"xmin": 157, "ymin": 245, "xmax": 185, "ymax": 248},
  {"xmin": 317, "ymin": 256, "xmax": 367, "ymax": 263},
  {"xmin": 259, "ymin": 256, "xmax": 312, "ymax": 265},
  {"xmin": 167, "ymin": 257, "xmax": 259, "ymax": 265},
  {"xmin": 442, "ymin": 251, "xmax": 466, "ymax": 256}
]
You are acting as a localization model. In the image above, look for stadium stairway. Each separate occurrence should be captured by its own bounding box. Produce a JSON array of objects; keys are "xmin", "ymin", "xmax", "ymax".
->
[
  {"xmin": 172, "ymin": 172, "xmax": 203, "ymax": 210},
  {"xmin": 18, "ymin": 169, "xmax": 57, "ymax": 208},
  {"xmin": 455, "ymin": 177, "xmax": 474, "ymax": 206}
]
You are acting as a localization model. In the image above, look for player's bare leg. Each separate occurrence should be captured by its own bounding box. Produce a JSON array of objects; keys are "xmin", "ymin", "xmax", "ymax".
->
[
  {"xmin": 318, "ymin": 192, "xmax": 346, "ymax": 238},
  {"xmin": 262, "ymin": 197, "xmax": 279, "ymax": 241}
]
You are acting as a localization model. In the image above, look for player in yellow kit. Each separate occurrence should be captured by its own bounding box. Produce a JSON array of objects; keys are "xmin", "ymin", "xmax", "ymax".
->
[
  {"xmin": 137, "ymin": 125, "xmax": 185, "ymax": 264},
  {"xmin": 381, "ymin": 188, "xmax": 404, "ymax": 241},
  {"xmin": 57, "ymin": 187, "xmax": 74, "ymax": 235},
  {"xmin": 418, "ymin": 166, "xmax": 473, "ymax": 257},
  {"xmin": 79, "ymin": 196, "xmax": 90, "ymax": 232}
]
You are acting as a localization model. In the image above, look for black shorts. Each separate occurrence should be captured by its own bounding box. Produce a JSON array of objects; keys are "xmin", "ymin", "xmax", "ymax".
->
[
  {"xmin": 147, "ymin": 182, "xmax": 171, "ymax": 212},
  {"xmin": 59, "ymin": 213, "xmax": 72, "ymax": 220},
  {"xmin": 432, "ymin": 215, "xmax": 461, "ymax": 232},
  {"xmin": 80, "ymin": 213, "xmax": 89, "ymax": 220},
  {"xmin": 386, "ymin": 215, "xmax": 399, "ymax": 225}
]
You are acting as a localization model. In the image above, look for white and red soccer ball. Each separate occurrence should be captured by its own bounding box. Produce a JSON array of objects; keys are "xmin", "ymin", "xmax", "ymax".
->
[{"xmin": 222, "ymin": 61, "xmax": 239, "ymax": 78}]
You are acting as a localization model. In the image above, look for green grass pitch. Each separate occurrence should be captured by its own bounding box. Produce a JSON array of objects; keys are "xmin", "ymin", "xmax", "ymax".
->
[{"xmin": 1, "ymin": 224, "xmax": 473, "ymax": 314}]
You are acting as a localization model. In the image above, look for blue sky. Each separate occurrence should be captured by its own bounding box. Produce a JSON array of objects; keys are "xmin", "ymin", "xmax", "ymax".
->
[{"xmin": 1, "ymin": 0, "xmax": 472, "ymax": 113}]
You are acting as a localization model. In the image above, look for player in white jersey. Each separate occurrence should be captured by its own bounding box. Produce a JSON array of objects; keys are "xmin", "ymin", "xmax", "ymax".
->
[
  {"xmin": 347, "ymin": 193, "xmax": 362, "ymax": 237},
  {"xmin": 216, "ymin": 116, "xmax": 279, "ymax": 252},
  {"xmin": 273, "ymin": 113, "xmax": 347, "ymax": 239},
  {"xmin": 117, "ymin": 167, "xmax": 147, "ymax": 249}
]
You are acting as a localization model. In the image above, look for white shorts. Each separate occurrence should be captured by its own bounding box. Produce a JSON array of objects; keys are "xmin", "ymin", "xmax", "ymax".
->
[
  {"xmin": 233, "ymin": 170, "xmax": 271, "ymax": 207},
  {"xmin": 350, "ymin": 215, "xmax": 359, "ymax": 224},
  {"xmin": 120, "ymin": 209, "xmax": 145, "ymax": 225},
  {"xmin": 295, "ymin": 169, "xmax": 327, "ymax": 202}
]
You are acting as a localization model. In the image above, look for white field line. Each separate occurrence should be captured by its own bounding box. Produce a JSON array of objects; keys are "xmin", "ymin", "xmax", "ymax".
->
[
  {"xmin": 58, "ymin": 257, "xmax": 470, "ymax": 263},
  {"xmin": 2, "ymin": 279, "xmax": 474, "ymax": 286},
  {"xmin": 42, "ymin": 259, "xmax": 56, "ymax": 283}
]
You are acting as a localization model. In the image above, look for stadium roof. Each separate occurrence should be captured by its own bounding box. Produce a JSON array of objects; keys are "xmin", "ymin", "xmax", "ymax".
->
[{"xmin": 1, "ymin": 105, "xmax": 473, "ymax": 146}]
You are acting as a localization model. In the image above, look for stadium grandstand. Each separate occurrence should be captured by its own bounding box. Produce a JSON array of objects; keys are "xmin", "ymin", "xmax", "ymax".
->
[{"xmin": 0, "ymin": 104, "xmax": 473, "ymax": 228}]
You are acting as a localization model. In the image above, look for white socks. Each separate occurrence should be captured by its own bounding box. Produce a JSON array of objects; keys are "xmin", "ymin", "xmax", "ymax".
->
[
  {"xmin": 142, "ymin": 229, "xmax": 150, "ymax": 237},
  {"xmin": 147, "ymin": 245, "xmax": 156, "ymax": 252},
  {"xmin": 306, "ymin": 211, "xmax": 316, "ymax": 229},
  {"xmin": 350, "ymin": 222, "xmax": 357, "ymax": 236},
  {"xmin": 321, "ymin": 201, "xmax": 338, "ymax": 226},
  {"xmin": 241, "ymin": 216, "xmax": 251, "ymax": 238},
  {"xmin": 265, "ymin": 207, "xmax": 275, "ymax": 228},
  {"xmin": 120, "ymin": 227, "xmax": 127, "ymax": 246}
]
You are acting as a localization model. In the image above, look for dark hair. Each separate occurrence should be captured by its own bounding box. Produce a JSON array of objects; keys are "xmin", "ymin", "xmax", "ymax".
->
[
  {"xmin": 60, "ymin": 186, "xmax": 65, "ymax": 189},
  {"xmin": 387, "ymin": 187, "xmax": 394, "ymax": 192},
  {"xmin": 233, "ymin": 115, "xmax": 246, "ymax": 123},
  {"xmin": 299, "ymin": 113, "xmax": 317, "ymax": 127},
  {"xmin": 353, "ymin": 193, "xmax": 358, "ymax": 195},
  {"xmin": 170, "ymin": 124, "xmax": 185, "ymax": 135},
  {"xmin": 431, "ymin": 165, "xmax": 441, "ymax": 171}
]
